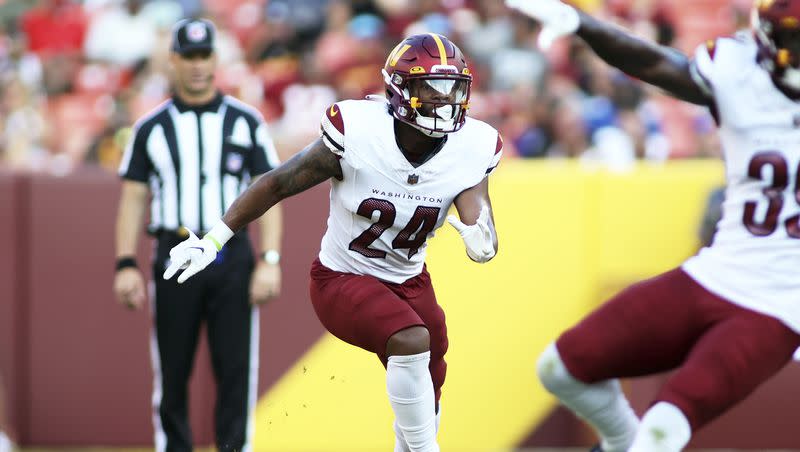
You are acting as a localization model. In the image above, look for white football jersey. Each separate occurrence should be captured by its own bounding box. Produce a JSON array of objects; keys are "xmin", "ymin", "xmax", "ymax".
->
[
  {"xmin": 317, "ymin": 98, "xmax": 502, "ymax": 283},
  {"xmin": 683, "ymin": 32, "xmax": 800, "ymax": 333}
]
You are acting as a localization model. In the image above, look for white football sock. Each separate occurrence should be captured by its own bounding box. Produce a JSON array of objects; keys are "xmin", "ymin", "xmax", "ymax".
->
[
  {"xmin": 537, "ymin": 343, "xmax": 639, "ymax": 452},
  {"xmin": 394, "ymin": 404, "xmax": 442, "ymax": 452},
  {"xmin": 629, "ymin": 402, "xmax": 691, "ymax": 452},
  {"xmin": 387, "ymin": 352, "xmax": 438, "ymax": 452},
  {"xmin": 0, "ymin": 431, "xmax": 12, "ymax": 452},
  {"xmin": 394, "ymin": 420, "xmax": 409, "ymax": 452}
]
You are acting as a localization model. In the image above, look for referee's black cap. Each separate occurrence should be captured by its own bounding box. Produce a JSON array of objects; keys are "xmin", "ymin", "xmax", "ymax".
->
[{"xmin": 171, "ymin": 19, "xmax": 216, "ymax": 55}]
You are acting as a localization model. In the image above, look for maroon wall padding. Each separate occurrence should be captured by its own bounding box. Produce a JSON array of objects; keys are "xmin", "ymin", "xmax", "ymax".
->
[
  {"xmin": 256, "ymin": 183, "xmax": 329, "ymax": 392},
  {"xmin": 25, "ymin": 167, "xmax": 154, "ymax": 444},
  {"xmin": 522, "ymin": 406, "xmax": 594, "ymax": 447},
  {"xmin": 0, "ymin": 170, "xmax": 21, "ymax": 442},
  {"xmin": 19, "ymin": 167, "xmax": 329, "ymax": 446}
]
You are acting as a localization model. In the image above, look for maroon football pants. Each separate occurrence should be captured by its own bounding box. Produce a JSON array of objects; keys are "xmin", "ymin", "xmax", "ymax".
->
[
  {"xmin": 556, "ymin": 267, "xmax": 800, "ymax": 430},
  {"xmin": 309, "ymin": 258, "xmax": 449, "ymax": 404}
]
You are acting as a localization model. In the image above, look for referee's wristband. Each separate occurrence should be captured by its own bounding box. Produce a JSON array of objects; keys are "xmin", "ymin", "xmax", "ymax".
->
[{"xmin": 116, "ymin": 256, "xmax": 138, "ymax": 271}]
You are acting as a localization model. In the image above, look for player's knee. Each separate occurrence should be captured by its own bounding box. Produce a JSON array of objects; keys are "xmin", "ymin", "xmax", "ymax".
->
[
  {"xmin": 536, "ymin": 342, "xmax": 579, "ymax": 395},
  {"xmin": 387, "ymin": 326, "xmax": 431, "ymax": 357}
]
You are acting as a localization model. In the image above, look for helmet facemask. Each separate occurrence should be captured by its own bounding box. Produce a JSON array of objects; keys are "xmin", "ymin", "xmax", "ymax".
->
[
  {"xmin": 407, "ymin": 76, "xmax": 470, "ymax": 137},
  {"xmin": 383, "ymin": 69, "xmax": 471, "ymax": 138}
]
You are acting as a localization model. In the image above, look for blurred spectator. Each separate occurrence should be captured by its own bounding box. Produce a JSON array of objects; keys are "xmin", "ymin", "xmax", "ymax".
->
[
  {"xmin": 270, "ymin": 83, "xmax": 336, "ymax": 159},
  {"xmin": 266, "ymin": 0, "xmax": 330, "ymax": 47},
  {"xmin": 547, "ymin": 99, "xmax": 590, "ymax": 159},
  {"xmin": 0, "ymin": 0, "xmax": 36, "ymax": 33},
  {"xmin": 0, "ymin": 74, "xmax": 49, "ymax": 169},
  {"xmin": 19, "ymin": 0, "xmax": 86, "ymax": 95},
  {"xmin": 0, "ymin": 0, "xmax": 740, "ymax": 174},
  {"xmin": 462, "ymin": 0, "xmax": 514, "ymax": 66},
  {"xmin": 20, "ymin": 0, "xmax": 86, "ymax": 58},
  {"xmin": 85, "ymin": 99, "xmax": 132, "ymax": 172},
  {"xmin": 486, "ymin": 15, "xmax": 546, "ymax": 92},
  {"xmin": 84, "ymin": 0, "xmax": 180, "ymax": 69}
]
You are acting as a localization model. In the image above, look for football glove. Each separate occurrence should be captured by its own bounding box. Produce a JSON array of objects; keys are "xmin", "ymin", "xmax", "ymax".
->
[
  {"xmin": 447, "ymin": 206, "xmax": 496, "ymax": 263},
  {"xmin": 163, "ymin": 230, "xmax": 219, "ymax": 284},
  {"xmin": 505, "ymin": 0, "xmax": 580, "ymax": 50}
]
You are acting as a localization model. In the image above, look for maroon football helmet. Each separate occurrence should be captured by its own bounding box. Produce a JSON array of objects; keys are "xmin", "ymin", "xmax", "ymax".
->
[
  {"xmin": 753, "ymin": 0, "xmax": 800, "ymax": 92},
  {"xmin": 382, "ymin": 33, "xmax": 472, "ymax": 137}
]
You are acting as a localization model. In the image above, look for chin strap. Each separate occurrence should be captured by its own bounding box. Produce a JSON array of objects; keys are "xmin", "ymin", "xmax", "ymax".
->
[{"xmin": 410, "ymin": 122, "xmax": 447, "ymax": 138}]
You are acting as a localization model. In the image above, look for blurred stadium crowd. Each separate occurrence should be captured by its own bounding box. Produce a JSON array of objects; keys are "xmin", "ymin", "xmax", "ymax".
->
[{"xmin": 0, "ymin": 0, "xmax": 751, "ymax": 175}]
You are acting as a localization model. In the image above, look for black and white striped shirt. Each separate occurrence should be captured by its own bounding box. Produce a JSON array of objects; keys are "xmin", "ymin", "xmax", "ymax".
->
[{"xmin": 119, "ymin": 93, "xmax": 280, "ymax": 234}]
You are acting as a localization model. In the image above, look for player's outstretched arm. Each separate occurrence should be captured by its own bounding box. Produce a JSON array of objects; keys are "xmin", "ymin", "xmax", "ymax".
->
[
  {"xmin": 447, "ymin": 177, "xmax": 498, "ymax": 263},
  {"xmin": 163, "ymin": 138, "xmax": 342, "ymax": 283},
  {"xmin": 575, "ymin": 11, "xmax": 710, "ymax": 105},
  {"xmin": 506, "ymin": 0, "xmax": 712, "ymax": 106},
  {"xmin": 222, "ymin": 137, "xmax": 342, "ymax": 232}
]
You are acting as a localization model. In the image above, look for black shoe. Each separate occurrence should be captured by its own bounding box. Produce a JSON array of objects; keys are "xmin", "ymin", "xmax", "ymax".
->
[{"xmin": 589, "ymin": 444, "xmax": 603, "ymax": 452}]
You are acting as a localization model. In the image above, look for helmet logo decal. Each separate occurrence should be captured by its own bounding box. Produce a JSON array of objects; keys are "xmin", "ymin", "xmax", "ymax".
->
[{"xmin": 428, "ymin": 33, "xmax": 448, "ymax": 66}]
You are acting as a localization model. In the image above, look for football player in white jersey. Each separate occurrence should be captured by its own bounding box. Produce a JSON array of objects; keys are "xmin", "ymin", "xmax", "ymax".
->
[
  {"xmin": 162, "ymin": 33, "xmax": 503, "ymax": 452},
  {"xmin": 508, "ymin": 0, "xmax": 800, "ymax": 450}
]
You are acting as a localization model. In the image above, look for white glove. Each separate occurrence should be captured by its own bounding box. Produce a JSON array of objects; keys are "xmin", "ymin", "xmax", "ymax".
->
[
  {"xmin": 162, "ymin": 230, "xmax": 219, "ymax": 284},
  {"xmin": 506, "ymin": 0, "xmax": 580, "ymax": 49},
  {"xmin": 447, "ymin": 206, "xmax": 496, "ymax": 263}
]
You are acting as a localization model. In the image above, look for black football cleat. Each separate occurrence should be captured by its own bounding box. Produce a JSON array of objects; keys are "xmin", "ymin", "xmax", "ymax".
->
[{"xmin": 588, "ymin": 444, "xmax": 603, "ymax": 452}]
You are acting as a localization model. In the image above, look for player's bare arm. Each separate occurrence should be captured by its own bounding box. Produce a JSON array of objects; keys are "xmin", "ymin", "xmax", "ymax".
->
[
  {"xmin": 454, "ymin": 177, "xmax": 498, "ymax": 250},
  {"xmin": 447, "ymin": 177, "xmax": 498, "ymax": 263},
  {"xmin": 575, "ymin": 12, "xmax": 710, "ymax": 105},
  {"xmin": 223, "ymin": 137, "xmax": 343, "ymax": 232},
  {"xmin": 506, "ymin": 0, "xmax": 712, "ymax": 106},
  {"xmin": 164, "ymin": 138, "xmax": 342, "ymax": 283}
]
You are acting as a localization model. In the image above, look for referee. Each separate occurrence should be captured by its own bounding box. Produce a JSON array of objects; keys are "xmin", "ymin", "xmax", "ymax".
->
[{"xmin": 112, "ymin": 19, "xmax": 282, "ymax": 452}]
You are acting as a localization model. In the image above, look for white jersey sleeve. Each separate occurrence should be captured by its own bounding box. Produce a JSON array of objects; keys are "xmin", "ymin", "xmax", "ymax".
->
[
  {"xmin": 320, "ymin": 103, "xmax": 345, "ymax": 156},
  {"xmin": 689, "ymin": 39, "xmax": 717, "ymax": 97},
  {"xmin": 486, "ymin": 133, "xmax": 503, "ymax": 176}
]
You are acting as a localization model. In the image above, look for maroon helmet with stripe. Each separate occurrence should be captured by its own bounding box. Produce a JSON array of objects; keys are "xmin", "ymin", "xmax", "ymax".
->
[
  {"xmin": 753, "ymin": 0, "xmax": 800, "ymax": 92},
  {"xmin": 382, "ymin": 33, "xmax": 472, "ymax": 137}
]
